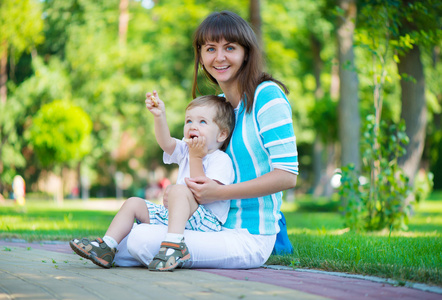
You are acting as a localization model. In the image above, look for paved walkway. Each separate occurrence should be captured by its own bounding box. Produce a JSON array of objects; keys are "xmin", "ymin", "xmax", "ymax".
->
[{"xmin": 0, "ymin": 241, "xmax": 441, "ymax": 300}]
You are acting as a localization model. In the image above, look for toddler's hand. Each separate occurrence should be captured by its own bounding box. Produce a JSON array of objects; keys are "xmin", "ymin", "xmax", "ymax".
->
[
  {"xmin": 145, "ymin": 91, "xmax": 164, "ymax": 117},
  {"xmin": 186, "ymin": 137, "xmax": 208, "ymax": 159}
]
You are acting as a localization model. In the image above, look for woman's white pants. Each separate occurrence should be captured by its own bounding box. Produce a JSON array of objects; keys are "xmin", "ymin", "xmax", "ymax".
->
[{"xmin": 113, "ymin": 224, "xmax": 276, "ymax": 269}]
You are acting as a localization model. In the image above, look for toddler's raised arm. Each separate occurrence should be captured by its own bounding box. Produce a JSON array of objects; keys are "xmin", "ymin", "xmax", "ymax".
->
[{"xmin": 145, "ymin": 91, "xmax": 176, "ymax": 155}]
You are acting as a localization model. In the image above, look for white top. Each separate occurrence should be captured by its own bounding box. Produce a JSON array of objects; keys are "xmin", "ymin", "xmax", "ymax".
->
[{"xmin": 163, "ymin": 138, "xmax": 235, "ymax": 224}]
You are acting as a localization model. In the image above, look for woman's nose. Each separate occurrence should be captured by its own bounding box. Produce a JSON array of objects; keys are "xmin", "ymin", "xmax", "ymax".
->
[{"xmin": 215, "ymin": 50, "xmax": 226, "ymax": 62}]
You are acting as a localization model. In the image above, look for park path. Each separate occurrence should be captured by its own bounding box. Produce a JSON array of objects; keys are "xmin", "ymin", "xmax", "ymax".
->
[{"xmin": 1, "ymin": 240, "xmax": 441, "ymax": 300}]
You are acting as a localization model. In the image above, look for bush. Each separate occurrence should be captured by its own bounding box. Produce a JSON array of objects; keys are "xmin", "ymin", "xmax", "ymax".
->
[{"xmin": 339, "ymin": 115, "xmax": 412, "ymax": 231}]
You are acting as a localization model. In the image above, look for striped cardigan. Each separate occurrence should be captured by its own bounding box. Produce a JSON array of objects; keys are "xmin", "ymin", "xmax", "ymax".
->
[{"xmin": 224, "ymin": 81, "xmax": 299, "ymax": 235}]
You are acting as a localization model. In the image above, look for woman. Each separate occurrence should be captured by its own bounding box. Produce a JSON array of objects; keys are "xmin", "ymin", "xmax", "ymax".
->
[{"xmin": 114, "ymin": 10, "xmax": 298, "ymax": 269}]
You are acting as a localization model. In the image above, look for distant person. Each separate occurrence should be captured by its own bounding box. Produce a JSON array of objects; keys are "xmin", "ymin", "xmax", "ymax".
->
[
  {"xmin": 158, "ymin": 177, "xmax": 171, "ymax": 193},
  {"xmin": 70, "ymin": 94, "xmax": 235, "ymax": 270},
  {"xmin": 13, "ymin": 175, "xmax": 26, "ymax": 206}
]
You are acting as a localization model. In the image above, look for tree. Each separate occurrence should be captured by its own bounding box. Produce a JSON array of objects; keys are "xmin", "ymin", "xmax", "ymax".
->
[
  {"xmin": 338, "ymin": 0, "xmax": 441, "ymax": 231},
  {"xmin": 338, "ymin": 1, "xmax": 413, "ymax": 230},
  {"xmin": 0, "ymin": 100, "xmax": 26, "ymax": 193},
  {"xmin": 0, "ymin": 0, "xmax": 43, "ymax": 103},
  {"xmin": 397, "ymin": 46, "xmax": 426, "ymax": 186},
  {"xmin": 11, "ymin": 0, "xmax": 438, "ymax": 200},
  {"xmin": 119, "ymin": 0, "xmax": 130, "ymax": 47},
  {"xmin": 337, "ymin": 0, "xmax": 360, "ymax": 171},
  {"xmin": 0, "ymin": 55, "xmax": 72, "ymax": 196},
  {"xmin": 302, "ymin": 1, "xmax": 337, "ymax": 196},
  {"xmin": 27, "ymin": 100, "xmax": 92, "ymax": 203},
  {"xmin": 0, "ymin": 0, "xmax": 43, "ymax": 195},
  {"xmin": 250, "ymin": 0, "xmax": 262, "ymax": 48},
  {"xmin": 395, "ymin": 0, "xmax": 442, "ymax": 187}
]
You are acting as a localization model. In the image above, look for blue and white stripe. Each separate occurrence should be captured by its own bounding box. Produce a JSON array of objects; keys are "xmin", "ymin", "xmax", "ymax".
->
[{"xmin": 224, "ymin": 81, "xmax": 299, "ymax": 235}]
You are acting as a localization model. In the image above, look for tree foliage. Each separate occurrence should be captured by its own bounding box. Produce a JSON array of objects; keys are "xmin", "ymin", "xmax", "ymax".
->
[
  {"xmin": 0, "ymin": 0, "xmax": 441, "ymax": 201},
  {"xmin": 27, "ymin": 100, "xmax": 92, "ymax": 167},
  {"xmin": 0, "ymin": 0, "xmax": 44, "ymax": 191},
  {"xmin": 338, "ymin": 0, "xmax": 441, "ymax": 231},
  {"xmin": 0, "ymin": 0, "xmax": 43, "ymax": 56}
]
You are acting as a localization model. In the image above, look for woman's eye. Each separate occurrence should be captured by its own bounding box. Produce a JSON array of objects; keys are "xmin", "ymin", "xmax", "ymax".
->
[
  {"xmin": 227, "ymin": 46, "xmax": 234, "ymax": 51},
  {"xmin": 207, "ymin": 47, "xmax": 215, "ymax": 52}
]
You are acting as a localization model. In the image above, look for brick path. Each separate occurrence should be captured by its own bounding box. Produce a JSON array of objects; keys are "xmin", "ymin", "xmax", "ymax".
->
[{"xmin": 0, "ymin": 241, "xmax": 441, "ymax": 300}]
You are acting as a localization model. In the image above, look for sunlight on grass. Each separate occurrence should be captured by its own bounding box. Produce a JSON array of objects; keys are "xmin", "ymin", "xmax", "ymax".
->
[
  {"xmin": 416, "ymin": 201, "xmax": 442, "ymax": 213},
  {"xmin": 272, "ymin": 192, "xmax": 442, "ymax": 285},
  {"xmin": 0, "ymin": 200, "xmax": 116, "ymax": 241}
]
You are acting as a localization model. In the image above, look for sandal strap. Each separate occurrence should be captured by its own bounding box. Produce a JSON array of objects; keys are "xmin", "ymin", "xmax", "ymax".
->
[
  {"xmin": 79, "ymin": 238, "xmax": 91, "ymax": 246},
  {"xmin": 151, "ymin": 252, "xmax": 169, "ymax": 263},
  {"xmin": 160, "ymin": 241, "xmax": 186, "ymax": 251}
]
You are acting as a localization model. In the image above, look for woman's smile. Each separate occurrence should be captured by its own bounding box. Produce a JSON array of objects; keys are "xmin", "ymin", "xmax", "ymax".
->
[{"xmin": 213, "ymin": 66, "xmax": 230, "ymax": 71}]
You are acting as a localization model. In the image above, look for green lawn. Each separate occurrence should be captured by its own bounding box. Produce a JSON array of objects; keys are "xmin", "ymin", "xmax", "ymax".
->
[
  {"xmin": 0, "ymin": 200, "xmax": 117, "ymax": 241},
  {"xmin": 1, "ymin": 192, "xmax": 441, "ymax": 286},
  {"xmin": 269, "ymin": 192, "xmax": 442, "ymax": 286}
]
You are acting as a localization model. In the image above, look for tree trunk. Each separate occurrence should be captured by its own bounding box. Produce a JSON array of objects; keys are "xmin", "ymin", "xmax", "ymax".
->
[
  {"xmin": 76, "ymin": 161, "xmax": 82, "ymax": 200},
  {"xmin": 0, "ymin": 40, "xmax": 7, "ymax": 104},
  {"xmin": 397, "ymin": 45, "xmax": 427, "ymax": 186},
  {"xmin": 0, "ymin": 40, "xmax": 7, "ymax": 195},
  {"xmin": 56, "ymin": 169, "xmax": 64, "ymax": 205},
  {"xmin": 337, "ymin": 0, "xmax": 360, "ymax": 171},
  {"xmin": 310, "ymin": 34, "xmax": 328, "ymax": 196},
  {"xmin": 119, "ymin": 0, "xmax": 129, "ymax": 47},
  {"xmin": 330, "ymin": 57, "xmax": 340, "ymax": 99},
  {"xmin": 249, "ymin": 0, "xmax": 262, "ymax": 48}
]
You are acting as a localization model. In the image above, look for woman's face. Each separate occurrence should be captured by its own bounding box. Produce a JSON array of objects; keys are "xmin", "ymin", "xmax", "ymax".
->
[{"xmin": 200, "ymin": 38, "xmax": 245, "ymax": 89}]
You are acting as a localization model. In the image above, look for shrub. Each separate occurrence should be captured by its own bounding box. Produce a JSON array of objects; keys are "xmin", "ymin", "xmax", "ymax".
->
[{"xmin": 339, "ymin": 115, "xmax": 412, "ymax": 231}]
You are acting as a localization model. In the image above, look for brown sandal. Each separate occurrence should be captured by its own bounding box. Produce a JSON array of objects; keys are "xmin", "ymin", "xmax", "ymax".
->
[
  {"xmin": 70, "ymin": 237, "xmax": 116, "ymax": 269},
  {"xmin": 148, "ymin": 240, "xmax": 191, "ymax": 271}
]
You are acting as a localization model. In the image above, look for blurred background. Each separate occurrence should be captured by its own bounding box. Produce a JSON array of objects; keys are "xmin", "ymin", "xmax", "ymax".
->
[{"xmin": 0, "ymin": 0, "xmax": 440, "ymax": 205}]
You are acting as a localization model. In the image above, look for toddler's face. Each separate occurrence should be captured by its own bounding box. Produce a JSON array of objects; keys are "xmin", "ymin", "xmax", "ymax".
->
[{"xmin": 184, "ymin": 105, "xmax": 224, "ymax": 152}]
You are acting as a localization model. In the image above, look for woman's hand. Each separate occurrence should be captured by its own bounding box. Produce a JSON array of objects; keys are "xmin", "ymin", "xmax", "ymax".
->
[{"xmin": 184, "ymin": 176, "xmax": 225, "ymax": 204}]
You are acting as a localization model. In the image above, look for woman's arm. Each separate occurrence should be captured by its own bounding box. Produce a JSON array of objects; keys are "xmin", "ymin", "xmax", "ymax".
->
[{"xmin": 184, "ymin": 168, "xmax": 297, "ymax": 204}]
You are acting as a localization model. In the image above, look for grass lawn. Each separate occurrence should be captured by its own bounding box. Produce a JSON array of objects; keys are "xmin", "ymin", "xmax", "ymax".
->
[
  {"xmin": 0, "ymin": 199, "xmax": 119, "ymax": 241},
  {"xmin": 269, "ymin": 191, "xmax": 442, "ymax": 286},
  {"xmin": 1, "ymin": 192, "xmax": 441, "ymax": 286}
]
